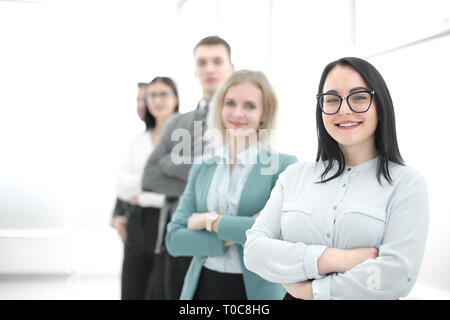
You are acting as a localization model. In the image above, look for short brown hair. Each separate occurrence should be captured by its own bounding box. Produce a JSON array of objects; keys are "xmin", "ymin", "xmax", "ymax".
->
[{"xmin": 193, "ymin": 36, "xmax": 231, "ymax": 60}]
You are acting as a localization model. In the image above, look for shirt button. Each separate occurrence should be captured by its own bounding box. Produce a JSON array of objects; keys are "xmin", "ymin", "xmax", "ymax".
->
[
  {"xmin": 326, "ymin": 232, "xmax": 331, "ymax": 238},
  {"xmin": 348, "ymin": 168, "xmax": 351, "ymax": 172},
  {"xmin": 333, "ymin": 206, "xmax": 337, "ymax": 210},
  {"xmin": 342, "ymin": 184, "xmax": 346, "ymax": 188}
]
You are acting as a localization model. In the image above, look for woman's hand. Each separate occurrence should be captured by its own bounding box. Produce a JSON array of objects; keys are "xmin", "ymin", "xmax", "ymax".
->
[
  {"xmin": 187, "ymin": 213, "xmax": 208, "ymax": 230},
  {"xmin": 318, "ymin": 247, "xmax": 379, "ymax": 275},
  {"xmin": 112, "ymin": 216, "xmax": 127, "ymax": 241},
  {"xmin": 187, "ymin": 213, "xmax": 236, "ymax": 248},
  {"xmin": 283, "ymin": 247, "xmax": 378, "ymax": 299},
  {"xmin": 128, "ymin": 196, "xmax": 138, "ymax": 205},
  {"xmin": 283, "ymin": 281, "xmax": 314, "ymax": 300},
  {"xmin": 339, "ymin": 247, "xmax": 379, "ymax": 273},
  {"xmin": 224, "ymin": 241, "xmax": 235, "ymax": 247}
]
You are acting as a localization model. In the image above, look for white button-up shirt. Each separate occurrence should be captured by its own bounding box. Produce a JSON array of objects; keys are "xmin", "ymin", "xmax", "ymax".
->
[
  {"xmin": 244, "ymin": 157, "xmax": 429, "ymax": 299},
  {"xmin": 116, "ymin": 130, "xmax": 165, "ymax": 208},
  {"xmin": 203, "ymin": 143, "xmax": 258, "ymax": 274}
]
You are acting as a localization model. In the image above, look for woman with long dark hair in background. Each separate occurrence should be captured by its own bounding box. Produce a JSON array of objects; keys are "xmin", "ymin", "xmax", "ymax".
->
[{"xmin": 114, "ymin": 77, "xmax": 179, "ymax": 299}]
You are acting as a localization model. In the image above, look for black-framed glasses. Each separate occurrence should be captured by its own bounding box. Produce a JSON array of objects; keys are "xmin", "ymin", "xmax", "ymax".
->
[
  {"xmin": 146, "ymin": 92, "xmax": 174, "ymax": 100},
  {"xmin": 317, "ymin": 90, "xmax": 375, "ymax": 115}
]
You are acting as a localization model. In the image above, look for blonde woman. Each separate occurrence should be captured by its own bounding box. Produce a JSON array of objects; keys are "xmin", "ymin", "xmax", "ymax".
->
[{"xmin": 165, "ymin": 70, "xmax": 297, "ymax": 299}]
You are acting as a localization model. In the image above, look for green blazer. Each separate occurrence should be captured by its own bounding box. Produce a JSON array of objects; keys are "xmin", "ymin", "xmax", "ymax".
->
[{"xmin": 165, "ymin": 150, "xmax": 298, "ymax": 300}]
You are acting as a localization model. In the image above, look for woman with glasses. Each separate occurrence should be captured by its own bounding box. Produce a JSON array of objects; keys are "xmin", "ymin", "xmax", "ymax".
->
[
  {"xmin": 165, "ymin": 70, "xmax": 297, "ymax": 300},
  {"xmin": 115, "ymin": 77, "xmax": 179, "ymax": 299},
  {"xmin": 244, "ymin": 57, "xmax": 429, "ymax": 300}
]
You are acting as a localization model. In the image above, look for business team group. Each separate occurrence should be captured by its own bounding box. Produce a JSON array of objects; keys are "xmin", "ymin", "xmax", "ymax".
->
[{"xmin": 112, "ymin": 36, "xmax": 429, "ymax": 300}]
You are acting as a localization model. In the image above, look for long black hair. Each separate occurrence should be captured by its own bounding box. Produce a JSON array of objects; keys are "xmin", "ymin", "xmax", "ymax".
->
[
  {"xmin": 315, "ymin": 57, "xmax": 404, "ymax": 185},
  {"xmin": 144, "ymin": 76, "xmax": 179, "ymax": 130}
]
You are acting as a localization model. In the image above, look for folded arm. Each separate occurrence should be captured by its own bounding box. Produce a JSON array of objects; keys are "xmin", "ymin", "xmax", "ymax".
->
[
  {"xmin": 165, "ymin": 164, "xmax": 226, "ymax": 257},
  {"xmin": 244, "ymin": 177, "xmax": 328, "ymax": 283},
  {"xmin": 311, "ymin": 173, "xmax": 429, "ymax": 300}
]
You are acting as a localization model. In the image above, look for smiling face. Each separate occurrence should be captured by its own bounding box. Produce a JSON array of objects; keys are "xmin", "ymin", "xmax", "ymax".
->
[
  {"xmin": 146, "ymin": 81, "xmax": 178, "ymax": 122},
  {"xmin": 221, "ymin": 81, "xmax": 264, "ymax": 139},
  {"xmin": 322, "ymin": 64, "xmax": 378, "ymax": 155}
]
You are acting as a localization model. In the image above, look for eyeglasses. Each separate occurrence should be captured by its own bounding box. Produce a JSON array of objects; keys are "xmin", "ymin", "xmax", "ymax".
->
[
  {"xmin": 317, "ymin": 90, "xmax": 375, "ymax": 115},
  {"xmin": 146, "ymin": 92, "xmax": 174, "ymax": 100}
]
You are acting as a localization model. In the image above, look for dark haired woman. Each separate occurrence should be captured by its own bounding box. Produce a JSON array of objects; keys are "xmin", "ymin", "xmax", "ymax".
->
[
  {"xmin": 115, "ymin": 77, "xmax": 179, "ymax": 299},
  {"xmin": 244, "ymin": 57, "xmax": 429, "ymax": 300}
]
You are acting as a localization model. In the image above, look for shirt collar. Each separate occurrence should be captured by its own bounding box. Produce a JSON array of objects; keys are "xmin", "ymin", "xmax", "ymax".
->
[
  {"xmin": 216, "ymin": 142, "xmax": 259, "ymax": 166},
  {"xmin": 197, "ymin": 99, "xmax": 209, "ymax": 110},
  {"xmin": 318, "ymin": 155, "xmax": 379, "ymax": 179},
  {"xmin": 346, "ymin": 155, "xmax": 379, "ymax": 173}
]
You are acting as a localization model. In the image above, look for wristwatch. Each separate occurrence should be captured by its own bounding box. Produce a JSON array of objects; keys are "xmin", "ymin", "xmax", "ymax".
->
[{"xmin": 206, "ymin": 212, "xmax": 220, "ymax": 232}]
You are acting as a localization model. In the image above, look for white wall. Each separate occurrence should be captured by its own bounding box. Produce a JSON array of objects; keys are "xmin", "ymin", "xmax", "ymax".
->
[
  {"xmin": 0, "ymin": 0, "xmax": 449, "ymax": 297},
  {"xmin": 369, "ymin": 36, "xmax": 450, "ymax": 293}
]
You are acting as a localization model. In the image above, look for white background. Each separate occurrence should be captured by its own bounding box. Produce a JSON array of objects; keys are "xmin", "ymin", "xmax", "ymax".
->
[{"xmin": 0, "ymin": 0, "xmax": 449, "ymax": 298}]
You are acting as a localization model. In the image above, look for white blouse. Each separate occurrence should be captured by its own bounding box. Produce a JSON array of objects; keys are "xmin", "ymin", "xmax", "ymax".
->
[
  {"xmin": 244, "ymin": 157, "xmax": 429, "ymax": 299},
  {"xmin": 116, "ymin": 131, "xmax": 165, "ymax": 208},
  {"xmin": 203, "ymin": 143, "xmax": 258, "ymax": 274}
]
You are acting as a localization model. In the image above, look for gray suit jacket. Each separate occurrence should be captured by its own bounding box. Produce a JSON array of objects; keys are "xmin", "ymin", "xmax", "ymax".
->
[{"xmin": 141, "ymin": 106, "xmax": 208, "ymax": 197}]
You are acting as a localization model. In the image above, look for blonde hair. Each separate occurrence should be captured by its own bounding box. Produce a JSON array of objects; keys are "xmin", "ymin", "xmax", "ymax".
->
[{"xmin": 206, "ymin": 70, "xmax": 278, "ymax": 152}]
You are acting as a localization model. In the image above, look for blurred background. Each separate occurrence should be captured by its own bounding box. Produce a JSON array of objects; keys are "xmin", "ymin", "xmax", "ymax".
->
[{"xmin": 0, "ymin": 0, "xmax": 449, "ymax": 299}]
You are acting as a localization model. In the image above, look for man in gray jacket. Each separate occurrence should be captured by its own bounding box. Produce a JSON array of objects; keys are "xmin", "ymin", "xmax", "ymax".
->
[
  {"xmin": 141, "ymin": 35, "xmax": 234, "ymax": 299},
  {"xmin": 142, "ymin": 36, "xmax": 234, "ymax": 196}
]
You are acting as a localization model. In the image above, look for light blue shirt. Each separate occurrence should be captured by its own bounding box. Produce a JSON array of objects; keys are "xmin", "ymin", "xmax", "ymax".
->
[
  {"xmin": 204, "ymin": 143, "xmax": 258, "ymax": 274},
  {"xmin": 244, "ymin": 157, "xmax": 429, "ymax": 299}
]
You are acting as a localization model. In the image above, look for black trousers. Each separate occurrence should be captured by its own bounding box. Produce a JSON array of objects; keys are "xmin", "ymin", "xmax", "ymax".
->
[
  {"xmin": 121, "ymin": 206, "xmax": 161, "ymax": 300},
  {"xmin": 164, "ymin": 254, "xmax": 192, "ymax": 299},
  {"xmin": 121, "ymin": 204, "xmax": 191, "ymax": 300},
  {"xmin": 193, "ymin": 267, "xmax": 247, "ymax": 300},
  {"xmin": 283, "ymin": 292, "xmax": 304, "ymax": 300},
  {"xmin": 162, "ymin": 197, "xmax": 191, "ymax": 300}
]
